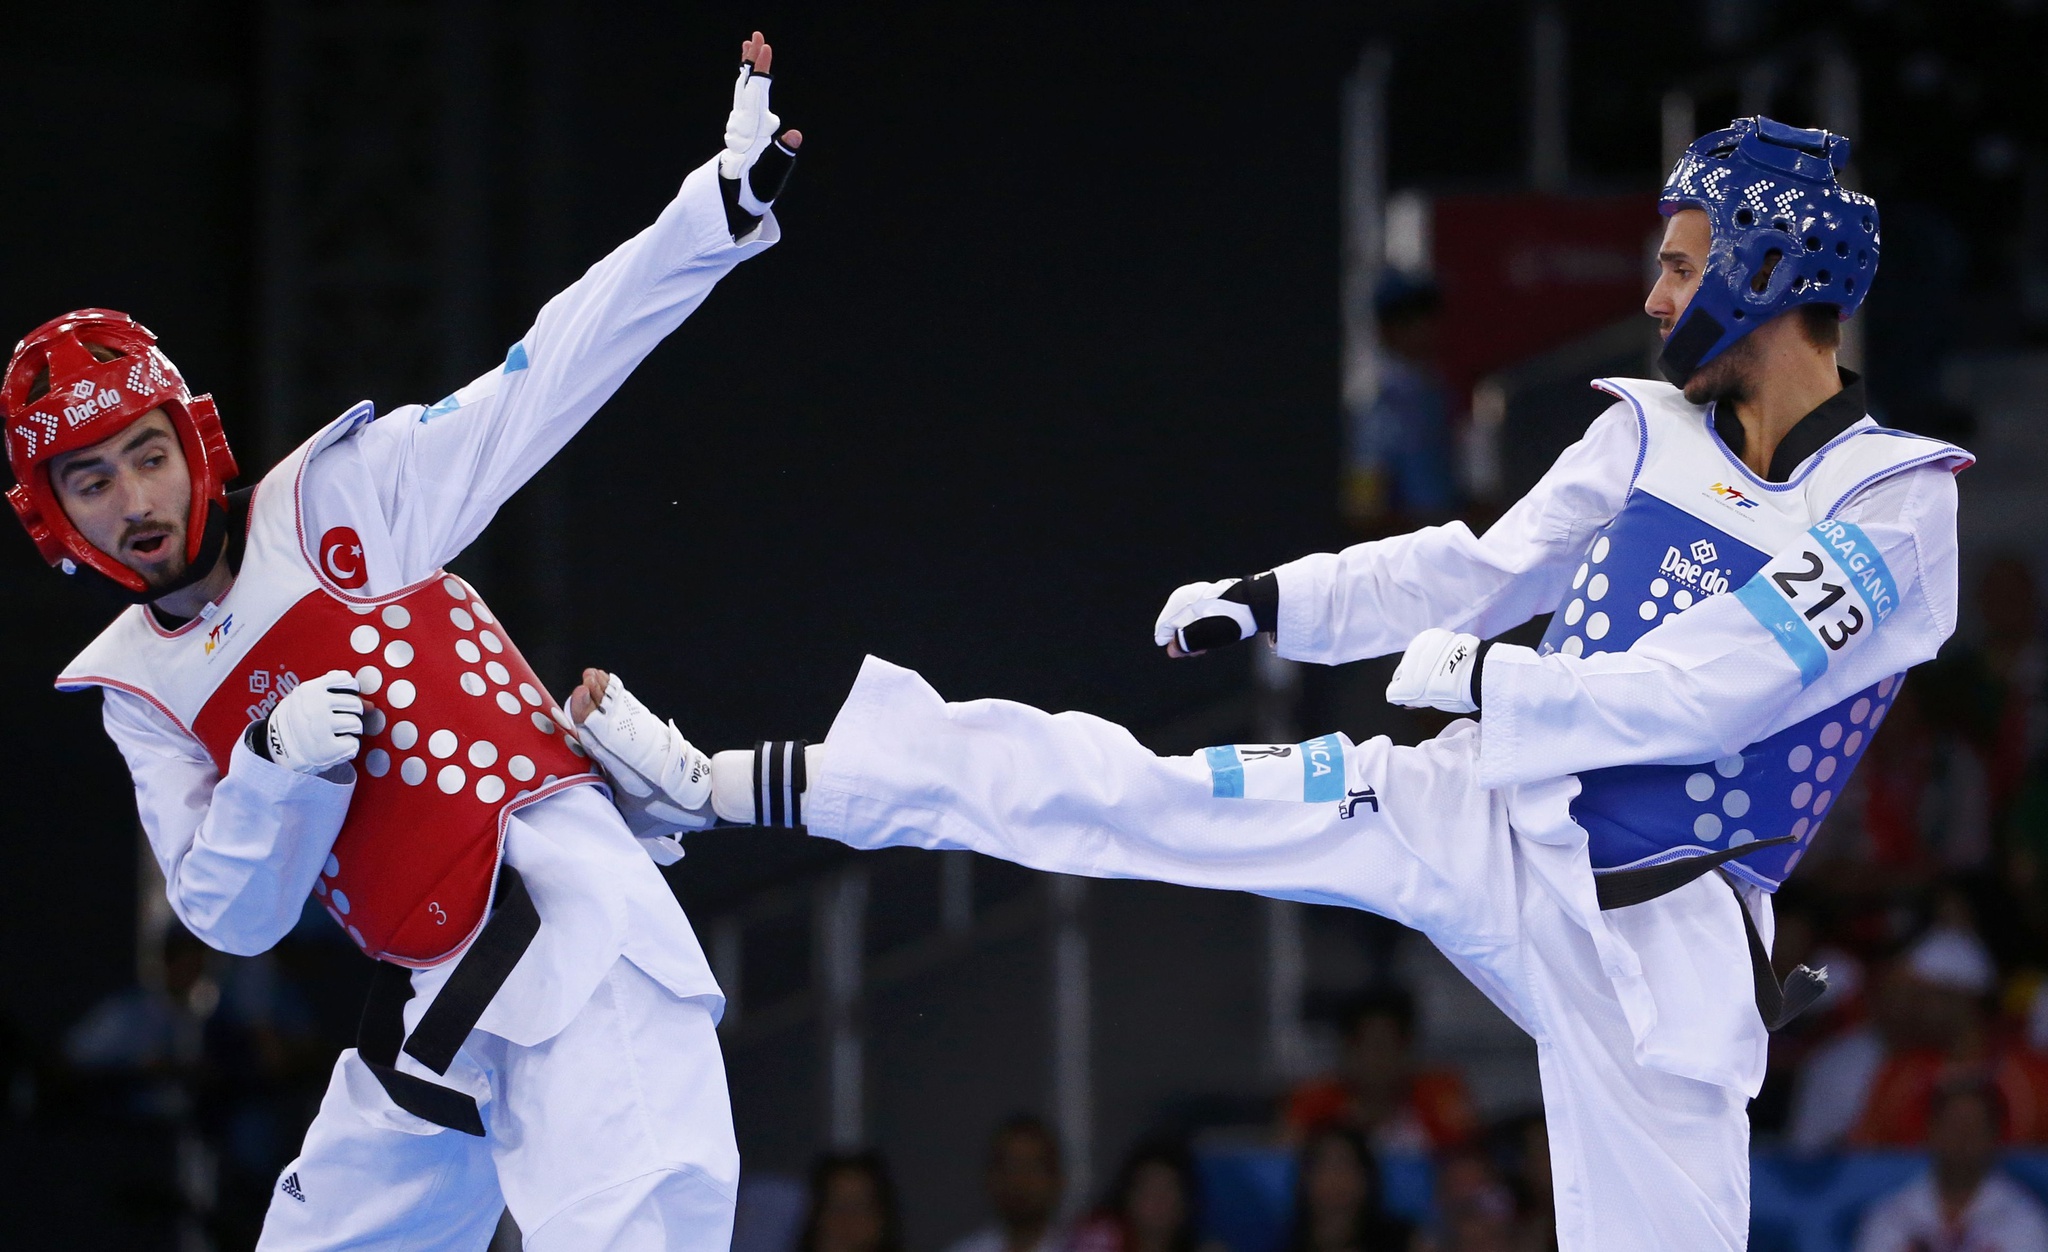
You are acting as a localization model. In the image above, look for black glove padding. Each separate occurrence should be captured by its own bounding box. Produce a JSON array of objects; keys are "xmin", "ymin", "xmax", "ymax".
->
[
  {"xmin": 721, "ymin": 134, "xmax": 798, "ymax": 241},
  {"xmin": 1157, "ymin": 572, "xmax": 1279, "ymax": 653}
]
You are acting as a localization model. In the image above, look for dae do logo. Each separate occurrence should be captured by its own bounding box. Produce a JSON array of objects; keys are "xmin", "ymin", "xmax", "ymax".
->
[{"xmin": 1659, "ymin": 538, "xmax": 1732, "ymax": 597}]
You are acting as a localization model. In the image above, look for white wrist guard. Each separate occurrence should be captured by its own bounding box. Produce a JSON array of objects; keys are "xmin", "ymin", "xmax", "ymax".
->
[{"xmin": 1385, "ymin": 628, "xmax": 1485, "ymax": 714}]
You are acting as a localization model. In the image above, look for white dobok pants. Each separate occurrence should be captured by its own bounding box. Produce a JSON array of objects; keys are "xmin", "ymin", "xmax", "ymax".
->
[
  {"xmin": 257, "ymin": 957, "xmax": 738, "ymax": 1251},
  {"xmin": 804, "ymin": 658, "xmax": 1752, "ymax": 1252}
]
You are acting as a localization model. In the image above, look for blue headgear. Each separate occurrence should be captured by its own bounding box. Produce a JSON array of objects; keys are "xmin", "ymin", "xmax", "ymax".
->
[{"xmin": 1657, "ymin": 116, "xmax": 1879, "ymax": 385}]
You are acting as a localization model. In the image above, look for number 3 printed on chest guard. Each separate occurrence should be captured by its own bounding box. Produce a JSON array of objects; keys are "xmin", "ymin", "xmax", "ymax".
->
[{"xmin": 1734, "ymin": 521, "xmax": 1900, "ymax": 687}]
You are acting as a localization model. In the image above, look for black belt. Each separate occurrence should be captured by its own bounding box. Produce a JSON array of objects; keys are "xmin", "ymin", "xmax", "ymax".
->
[
  {"xmin": 1592, "ymin": 839, "xmax": 1825, "ymax": 1032},
  {"xmin": 354, "ymin": 866, "xmax": 541, "ymax": 1136}
]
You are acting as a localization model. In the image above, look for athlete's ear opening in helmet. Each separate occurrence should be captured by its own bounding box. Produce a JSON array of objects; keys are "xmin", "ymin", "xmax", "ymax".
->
[{"xmin": 1751, "ymin": 251, "xmax": 1782, "ymax": 294}]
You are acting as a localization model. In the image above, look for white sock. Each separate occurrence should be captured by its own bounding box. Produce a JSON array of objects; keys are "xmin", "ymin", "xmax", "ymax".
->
[{"xmin": 710, "ymin": 741, "xmax": 822, "ymax": 826}]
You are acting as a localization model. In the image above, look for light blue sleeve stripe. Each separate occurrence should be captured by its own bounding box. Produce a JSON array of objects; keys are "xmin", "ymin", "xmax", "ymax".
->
[
  {"xmin": 1735, "ymin": 577, "xmax": 1829, "ymax": 687},
  {"xmin": 1810, "ymin": 521, "xmax": 1901, "ymax": 627},
  {"xmin": 1205, "ymin": 745, "xmax": 1244, "ymax": 799},
  {"xmin": 1299, "ymin": 735, "xmax": 1345, "ymax": 802}
]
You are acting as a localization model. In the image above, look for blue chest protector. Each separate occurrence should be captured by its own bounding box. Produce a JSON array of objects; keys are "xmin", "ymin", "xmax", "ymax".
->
[{"xmin": 1539, "ymin": 380, "xmax": 1967, "ymax": 891}]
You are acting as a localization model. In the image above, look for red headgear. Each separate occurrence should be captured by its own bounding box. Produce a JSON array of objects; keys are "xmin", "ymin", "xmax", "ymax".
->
[{"xmin": 2, "ymin": 310, "xmax": 237, "ymax": 596}]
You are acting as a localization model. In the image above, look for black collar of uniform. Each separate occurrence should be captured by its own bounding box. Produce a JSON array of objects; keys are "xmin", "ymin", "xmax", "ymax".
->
[
  {"xmin": 146, "ymin": 485, "xmax": 255, "ymax": 632},
  {"xmin": 1712, "ymin": 368, "xmax": 1866, "ymax": 484}
]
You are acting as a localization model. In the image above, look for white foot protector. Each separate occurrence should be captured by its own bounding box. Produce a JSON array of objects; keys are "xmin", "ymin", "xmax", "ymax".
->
[{"xmin": 572, "ymin": 673, "xmax": 715, "ymax": 830}]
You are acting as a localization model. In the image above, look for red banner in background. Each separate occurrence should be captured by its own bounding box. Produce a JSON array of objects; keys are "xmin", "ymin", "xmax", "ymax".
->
[{"xmin": 1428, "ymin": 193, "xmax": 1659, "ymax": 404}]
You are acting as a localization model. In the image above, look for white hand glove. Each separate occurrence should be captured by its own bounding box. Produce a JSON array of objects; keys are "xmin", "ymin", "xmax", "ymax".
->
[
  {"xmin": 1385, "ymin": 628, "xmax": 1484, "ymax": 714},
  {"xmin": 719, "ymin": 59, "xmax": 781, "ymax": 186},
  {"xmin": 1153, "ymin": 579, "xmax": 1256, "ymax": 650},
  {"xmin": 262, "ymin": 670, "xmax": 363, "ymax": 773},
  {"xmin": 572, "ymin": 673, "xmax": 716, "ymax": 832}
]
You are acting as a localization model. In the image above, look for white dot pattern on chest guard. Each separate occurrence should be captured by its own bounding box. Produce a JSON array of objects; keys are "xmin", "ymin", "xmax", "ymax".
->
[
  {"xmin": 200, "ymin": 564, "xmax": 589, "ymax": 965},
  {"xmin": 332, "ymin": 578, "xmax": 585, "ymax": 867},
  {"xmin": 1528, "ymin": 479, "xmax": 1910, "ymax": 888}
]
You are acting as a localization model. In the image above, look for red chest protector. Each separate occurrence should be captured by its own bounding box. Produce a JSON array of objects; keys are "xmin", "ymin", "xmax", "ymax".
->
[{"xmin": 58, "ymin": 417, "xmax": 595, "ymax": 966}]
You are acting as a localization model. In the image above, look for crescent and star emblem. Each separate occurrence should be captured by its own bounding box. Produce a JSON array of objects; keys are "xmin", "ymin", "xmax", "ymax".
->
[{"xmin": 318, "ymin": 525, "xmax": 369, "ymax": 589}]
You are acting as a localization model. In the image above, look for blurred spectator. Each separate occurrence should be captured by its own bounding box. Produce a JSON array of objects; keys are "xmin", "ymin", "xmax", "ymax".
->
[
  {"xmin": 64, "ymin": 926, "xmax": 220, "ymax": 1098},
  {"xmin": 1283, "ymin": 1125, "xmax": 1414, "ymax": 1252},
  {"xmin": 1345, "ymin": 271, "xmax": 1461, "ymax": 534},
  {"xmin": 1788, "ymin": 920, "xmax": 1947, "ymax": 1153},
  {"xmin": 1068, "ymin": 1137, "xmax": 1225, "ymax": 1252},
  {"xmin": 1752, "ymin": 887, "xmax": 1869, "ymax": 1138},
  {"xmin": 1856, "ymin": 925, "xmax": 2048, "ymax": 1147},
  {"xmin": 1857, "ymin": 560, "xmax": 2043, "ymax": 888},
  {"xmin": 799, "ymin": 1150, "xmax": 902, "ymax": 1252},
  {"xmin": 1284, "ymin": 989, "xmax": 1476, "ymax": 1154},
  {"xmin": 1852, "ymin": 1078, "xmax": 2048, "ymax": 1252},
  {"xmin": 1792, "ymin": 921, "xmax": 2048, "ymax": 1150},
  {"xmin": 1414, "ymin": 1147, "xmax": 1519, "ymax": 1252},
  {"xmin": 1792, "ymin": 927, "xmax": 1989, "ymax": 1151},
  {"xmin": 60, "ymin": 925, "xmax": 326, "ymax": 1245},
  {"xmin": 943, "ymin": 1115, "xmax": 1067, "ymax": 1252},
  {"xmin": 1486, "ymin": 1116, "xmax": 1555, "ymax": 1252}
]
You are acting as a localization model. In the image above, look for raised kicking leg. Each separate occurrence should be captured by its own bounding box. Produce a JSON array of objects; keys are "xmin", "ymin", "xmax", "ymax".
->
[{"xmin": 570, "ymin": 656, "xmax": 1754, "ymax": 1250}]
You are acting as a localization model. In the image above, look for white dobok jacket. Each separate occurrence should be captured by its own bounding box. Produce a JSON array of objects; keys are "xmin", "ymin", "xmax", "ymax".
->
[
  {"xmin": 69, "ymin": 155, "xmax": 775, "ymax": 1051},
  {"xmin": 1272, "ymin": 377, "xmax": 1969, "ymax": 1091}
]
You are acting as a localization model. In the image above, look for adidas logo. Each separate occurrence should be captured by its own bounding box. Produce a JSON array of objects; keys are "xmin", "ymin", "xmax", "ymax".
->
[{"xmin": 280, "ymin": 1171, "xmax": 306, "ymax": 1203}]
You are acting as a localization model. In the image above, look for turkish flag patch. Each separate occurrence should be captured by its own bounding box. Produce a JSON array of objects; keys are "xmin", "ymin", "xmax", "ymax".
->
[{"xmin": 318, "ymin": 526, "xmax": 369, "ymax": 589}]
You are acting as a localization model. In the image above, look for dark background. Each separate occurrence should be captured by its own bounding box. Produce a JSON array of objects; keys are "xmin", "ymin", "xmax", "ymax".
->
[{"xmin": 3, "ymin": 2, "xmax": 2045, "ymax": 1248}]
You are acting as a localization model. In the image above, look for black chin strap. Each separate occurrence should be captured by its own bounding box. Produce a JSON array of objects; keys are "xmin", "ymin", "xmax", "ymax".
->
[
  {"xmin": 1657, "ymin": 308, "xmax": 1727, "ymax": 386},
  {"xmin": 70, "ymin": 498, "xmax": 233, "ymax": 610}
]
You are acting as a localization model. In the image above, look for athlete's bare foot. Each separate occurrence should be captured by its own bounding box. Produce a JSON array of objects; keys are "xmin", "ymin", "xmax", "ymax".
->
[{"xmin": 567, "ymin": 667, "xmax": 612, "ymax": 726}]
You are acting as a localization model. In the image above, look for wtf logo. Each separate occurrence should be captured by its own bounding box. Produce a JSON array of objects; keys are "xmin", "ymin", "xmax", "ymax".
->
[
  {"xmin": 1709, "ymin": 483, "xmax": 1760, "ymax": 511},
  {"xmin": 203, "ymin": 613, "xmax": 237, "ymax": 658}
]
